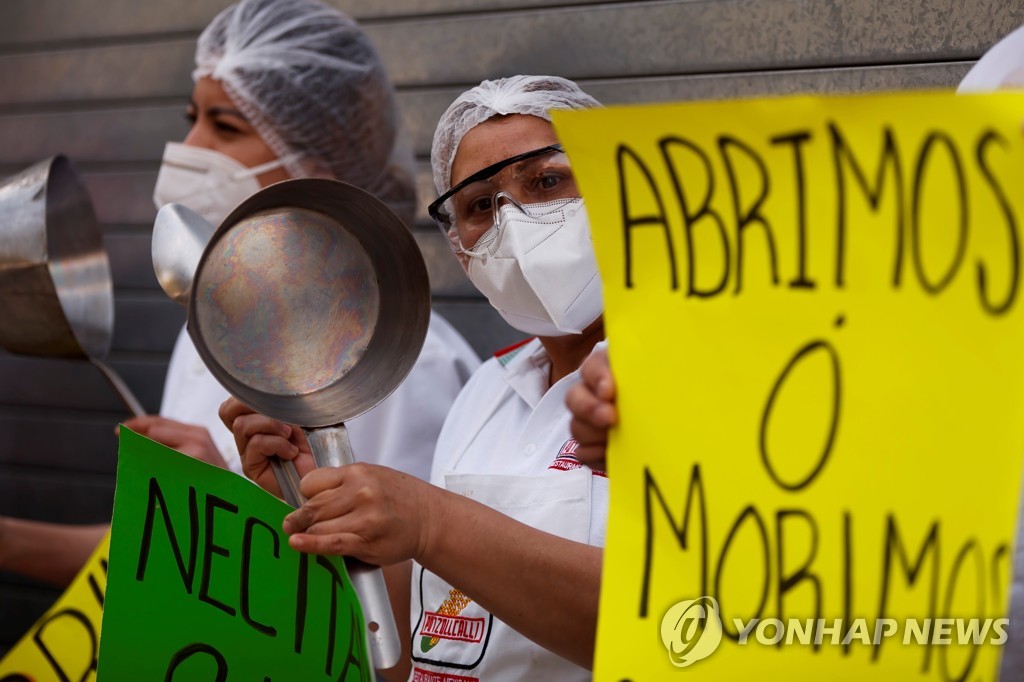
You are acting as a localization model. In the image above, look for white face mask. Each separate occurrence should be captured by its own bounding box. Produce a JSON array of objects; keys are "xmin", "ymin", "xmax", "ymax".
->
[
  {"xmin": 151, "ymin": 142, "xmax": 293, "ymax": 227},
  {"xmin": 464, "ymin": 197, "xmax": 603, "ymax": 337}
]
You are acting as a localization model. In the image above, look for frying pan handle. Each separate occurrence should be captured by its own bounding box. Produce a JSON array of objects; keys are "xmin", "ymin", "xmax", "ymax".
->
[
  {"xmin": 302, "ymin": 425, "xmax": 401, "ymax": 671},
  {"xmin": 303, "ymin": 423, "xmax": 356, "ymax": 468},
  {"xmin": 270, "ymin": 457, "xmax": 305, "ymax": 508},
  {"xmin": 89, "ymin": 357, "xmax": 146, "ymax": 418}
]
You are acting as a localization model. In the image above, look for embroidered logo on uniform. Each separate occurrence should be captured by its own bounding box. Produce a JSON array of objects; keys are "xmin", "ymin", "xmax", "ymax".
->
[
  {"xmin": 412, "ymin": 668, "xmax": 479, "ymax": 682},
  {"xmin": 549, "ymin": 439, "xmax": 607, "ymax": 477},
  {"xmin": 420, "ymin": 588, "xmax": 473, "ymax": 652},
  {"xmin": 420, "ymin": 612, "xmax": 486, "ymax": 644}
]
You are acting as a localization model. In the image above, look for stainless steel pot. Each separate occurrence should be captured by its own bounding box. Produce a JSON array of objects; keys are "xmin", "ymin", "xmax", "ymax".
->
[
  {"xmin": 0, "ymin": 155, "xmax": 144, "ymax": 416},
  {"xmin": 184, "ymin": 178, "xmax": 431, "ymax": 670}
]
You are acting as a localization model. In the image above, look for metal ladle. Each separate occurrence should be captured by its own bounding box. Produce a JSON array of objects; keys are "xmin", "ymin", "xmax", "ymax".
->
[{"xmin": 151, "ymin": 202, "xmax": 215, "ymax": 307}]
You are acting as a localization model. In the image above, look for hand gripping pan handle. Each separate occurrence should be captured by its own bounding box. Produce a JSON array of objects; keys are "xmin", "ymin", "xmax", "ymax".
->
[
  {"xmin": 272, "ymin": 426, "xmax": 401, "ymax": 671},
  {"xmin": 306, "ymin": 426, "xmax": 401, "ymax": 670}
]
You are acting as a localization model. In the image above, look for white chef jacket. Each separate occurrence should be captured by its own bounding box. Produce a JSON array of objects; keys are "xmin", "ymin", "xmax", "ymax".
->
[
  {"xmin": 409, "ymin": 338, "xmax": 608, "ymax": 681},
  {"xmin": 159, "ymin": 311, "xmax": 480, "ymax": 479}
]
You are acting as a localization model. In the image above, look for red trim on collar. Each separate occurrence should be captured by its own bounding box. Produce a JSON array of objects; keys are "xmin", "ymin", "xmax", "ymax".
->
[{"xmin": 492, "ymin": 337, "xmax": 535, "ymax": 359}]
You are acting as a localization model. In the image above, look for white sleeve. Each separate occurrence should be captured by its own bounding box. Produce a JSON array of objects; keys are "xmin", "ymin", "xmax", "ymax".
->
[
  {"xmin": 344, "ymin": 312, "xmax": 480, "ymax": 480},
  {"xmin": 160, "ymin": 326, "xmax": 241, "ymax": 473}
]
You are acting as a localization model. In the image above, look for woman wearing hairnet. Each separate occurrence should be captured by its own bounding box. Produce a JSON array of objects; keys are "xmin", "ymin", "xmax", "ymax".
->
[
  {"xmin": 131, "ymin": 0, "xmax": 479, "ymax": 478},
  {"xmin": 224, "ymin": 75, "xmax": 608, "ymax": 679},
  {"xmin": 0, "ymin": 0, "xmax": 479, "ymax": 588}
]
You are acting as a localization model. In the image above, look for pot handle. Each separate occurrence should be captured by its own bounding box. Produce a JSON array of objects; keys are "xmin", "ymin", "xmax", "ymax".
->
[
  {"xmin": 288, "ymin": 425, "xmax": 401, "ymax": 671},
  {"xmin": 90, "ymin": 357, "xmax": 146, "ymax": 417}
]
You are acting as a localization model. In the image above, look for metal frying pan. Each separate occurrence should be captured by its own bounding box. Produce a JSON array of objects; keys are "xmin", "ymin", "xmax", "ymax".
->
[
  {"xmin": 187, "ymin": 178, "xmax": 431, "ymax": 670},
  {"xmin": 0, "ymin": 155, "xmax": 144, "ymax": 416}
]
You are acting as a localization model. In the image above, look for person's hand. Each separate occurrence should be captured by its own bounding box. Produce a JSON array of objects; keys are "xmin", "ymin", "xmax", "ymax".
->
[
  {"xmin": 218, "ymin": 397, "xmax": 314, "ymax": 497},
  {"xmin": 566, "ymin": 346, "xmax": 617, "ymax": 472},
  {"xmin": 282, "ymin": 463, "xmax": 443, "ymax": 567},
  {"xmin": 121, "ymin": 415, "xmax": 229, "ymax": 469}
]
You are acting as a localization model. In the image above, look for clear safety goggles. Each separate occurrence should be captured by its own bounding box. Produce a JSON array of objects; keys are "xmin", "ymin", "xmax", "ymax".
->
[{"xmin": 428, "ymin": 144, "xmax": 579, "ymax": 253}]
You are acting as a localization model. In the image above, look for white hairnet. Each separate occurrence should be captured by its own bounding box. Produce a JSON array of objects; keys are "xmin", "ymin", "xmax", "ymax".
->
[
  {"xmin": 195, "ymin": 0, "xmax": 415, "ymax": 225},
  {"xmin": 430, "ymin": 75, "xmax": 601, "ymax": 196},
  {"xmin": 958, "ymin": 24, "xmax": 1024, "ymax": 92}
]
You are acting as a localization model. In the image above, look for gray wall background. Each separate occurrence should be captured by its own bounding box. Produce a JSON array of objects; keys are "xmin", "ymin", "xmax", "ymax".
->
[{"xmin": 0, "ymin": 0, "xmax": 1022, "ymax": 655}]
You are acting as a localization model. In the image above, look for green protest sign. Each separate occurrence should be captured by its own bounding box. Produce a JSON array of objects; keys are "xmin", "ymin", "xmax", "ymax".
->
[{"xmin": 97, "ymin": 428, "xmax": 371, "ymax": 681}]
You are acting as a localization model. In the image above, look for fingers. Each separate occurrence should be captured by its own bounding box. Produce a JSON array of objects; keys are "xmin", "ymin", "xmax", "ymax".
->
[
  {"xmin": 220, "ymin": 400, "xmax": 304, "ymax": 470},
  {"xmin": 568, "ymin": 349, "xmax": 619, "ymax": 429},
  {"xmin": 285, "ymin": 466, "xmax": 364, "ymax": 533},
  {"xmin": 124, "ymin": 417, "xmax": 193, "ymax": 447},
  {"xmin": 571, "ymin": 444, "xmax": 607, "ymax": 472},
  {"xmin": 236, "ymin": 431, "xmax": 301, "ymax": 487},
  {"xmin": 121, "ymin": 414, "xmax": 155, "ymax": 432},
  {"xmin": 288, "ymin": 529, "xmax": 365, "ymax": 557},
  {"xmin": 121, "ymin": 416, "xmax": 228, "ymax": 468},
  {"xmin": 568, "ymin": 412, "xmax": 610, "ymax": 473},
  {"xmin": 567, "ymin": 347, "xmax": 619, "ymax": 474},
  {"xmin": 569, "ymin": 412, "xmax": 609, "ymax": 448},
  {"xmin": 284, "ymin": 492, "xmax": 357, "ymax": 537},
  {"xmin": 121, "ymin": 414, "xmax": 179, "ymax": 440},
  {"xmin": 279, "ymin": 464, "xmax": 426, "ymax": 566},
  {"xmin": 297, "ymin": 466, "xmax": 351, "ymax": 499},
  {"xmin": 229, "ymin": 414, "xmax": 299, "ymax": 492},
  {"xmin": 220, "ymin": 402, "xmax": 318, "ymax": 498},
  {"xmin": 565, "ymin": 383, "xmax": 616, "ymax": 430},
  {"xmin": 233, "ymin": 413, "xmax": 296, "ymax": 457},
  {"xmin": 283, "ymin": 471, "xmax": 373, "ymax": 559},
  {"xmin": 581, "ymin": 347, "xmax": 616, "ymax": 402},
  {"xmin": 569, "ymin": 414, "xmax": 610, "ymax": 472},
  {"xmin": 219, "ymin": 397, "xmax": 256, "ymax": 432},
  {"xmin": 592, "ymin": 402, "xmax": 618, "ymax": 428}
]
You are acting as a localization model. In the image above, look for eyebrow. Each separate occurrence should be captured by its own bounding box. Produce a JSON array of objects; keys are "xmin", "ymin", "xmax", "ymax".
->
[{"xmin": 187, "ymin": 98, "xmax": 249, "ymax": 122}]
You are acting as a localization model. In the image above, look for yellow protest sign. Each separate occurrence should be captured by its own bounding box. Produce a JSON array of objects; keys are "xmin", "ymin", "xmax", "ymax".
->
[
  {"xmin": 553, "ymin": 91, "xmax": 1024, "ymax": 681},
  {"xmin": 0, "ymin": 531, "xmax": 109, "ymax": 681}
]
